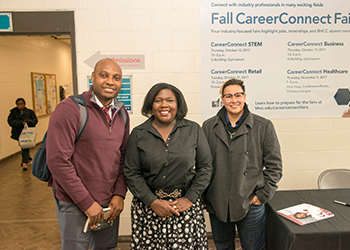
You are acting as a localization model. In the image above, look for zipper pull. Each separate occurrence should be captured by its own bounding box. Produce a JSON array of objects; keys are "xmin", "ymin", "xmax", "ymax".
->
[{"xmin": 109, "ymin": 126, "xmax": 111, "ymax": 133}]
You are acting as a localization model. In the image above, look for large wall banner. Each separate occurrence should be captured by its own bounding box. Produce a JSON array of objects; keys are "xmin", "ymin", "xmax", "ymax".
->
[{"xmin": 201, "ymin": 0, "xmax": 350, "ymax": 119}]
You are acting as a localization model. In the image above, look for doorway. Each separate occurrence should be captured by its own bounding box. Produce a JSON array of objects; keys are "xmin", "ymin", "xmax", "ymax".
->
[
  {"xmin": 0, "ymin": 11, "xmax": 77, "ymax": 93},
  {"xmin": 0, "ymin": 11, "xmax": 77, "ymax": 160}
]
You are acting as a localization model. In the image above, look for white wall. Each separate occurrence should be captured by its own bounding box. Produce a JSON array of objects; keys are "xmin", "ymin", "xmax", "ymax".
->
[
  {"xmin": 275, "ymin": 118, "xmax": 350, "ymax": 189},
  {"xmin": 0, "ymin": 35, "xmax": 72, "ymax": 159},
  {"xmin": 1, "ymin": 0, "xmax": 350, "ymax": 236}
]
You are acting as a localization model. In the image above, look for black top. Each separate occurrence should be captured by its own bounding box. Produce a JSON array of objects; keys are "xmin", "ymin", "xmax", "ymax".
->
[
  {"xmin": 7, "ymin": 107, "xmax": 38, "ymax": 140},
  {"xmin": 124, "ymin": 117, "xmax": 213, "ymax": 206}
]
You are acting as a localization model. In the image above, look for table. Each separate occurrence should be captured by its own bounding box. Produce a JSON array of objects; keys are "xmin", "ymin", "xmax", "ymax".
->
[{"xmin": 266, "ymin": 189, "xmax": 350, "ymax": 250}]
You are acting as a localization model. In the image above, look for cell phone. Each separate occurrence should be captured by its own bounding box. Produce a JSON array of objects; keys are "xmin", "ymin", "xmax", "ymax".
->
[
  {"xmin": 83, "ymin": 207, "xmax": 113, "ymax": 233},
  {"xmin": 102, "ymin": 207, "xmax": 111, "ymax": 218}
]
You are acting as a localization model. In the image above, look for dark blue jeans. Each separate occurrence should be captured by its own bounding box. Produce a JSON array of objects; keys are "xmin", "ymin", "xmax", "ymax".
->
[{"xmin": 210, "ymin": 204, "xmax": 266, "ymax": 250}]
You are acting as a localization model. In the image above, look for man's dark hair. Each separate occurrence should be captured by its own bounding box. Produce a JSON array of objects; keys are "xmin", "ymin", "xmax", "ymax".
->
[
  {"xmin": 141, "ymin": 82, "xmax": 188, "ymax": 119},
  {"xmin": 220, "ymin": 78, "xmax": 245, "ymax": 95}
]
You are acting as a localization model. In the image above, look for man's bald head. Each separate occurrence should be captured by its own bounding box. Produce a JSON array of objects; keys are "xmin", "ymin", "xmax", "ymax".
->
[{"xmin": 93, "ymin": 58, "xmax": 121, "ymax": 73}]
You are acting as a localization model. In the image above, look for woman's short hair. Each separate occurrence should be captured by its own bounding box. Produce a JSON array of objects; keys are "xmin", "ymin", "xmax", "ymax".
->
[
  {"xmin": 141, "ymin": 82, "xmax": 188, "ymax": 119},
  {"xmin": 16, "ymin": 98, "xmax": 26, "ymax": 105},
  {"xmin": 220, "ymin": 78, "xmax": 245, "ymax": 96}
]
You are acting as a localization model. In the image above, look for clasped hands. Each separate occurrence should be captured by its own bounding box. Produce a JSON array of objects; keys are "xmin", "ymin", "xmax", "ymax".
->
[{"xmin": 150, "ymin": 197, "xmax": 193, "ymax": 218}]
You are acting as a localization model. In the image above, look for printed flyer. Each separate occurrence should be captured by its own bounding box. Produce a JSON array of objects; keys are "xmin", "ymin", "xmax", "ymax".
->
[{"xmin": 277, "ymin": 203, "xmax": 334, "ymax": 225}]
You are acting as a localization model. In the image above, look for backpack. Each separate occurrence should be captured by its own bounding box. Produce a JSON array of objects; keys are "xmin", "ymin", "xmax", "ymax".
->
[
  {"xmin": 32, "ymin": 95, "xmax": 128, "ymax": 182},
  {"xmin": 32, "ymin": 94, "xmax": 128, "ymax": 182},
  {"xmin": 32, "ymin": 95, "xmax": 88, "ymax": 181}
]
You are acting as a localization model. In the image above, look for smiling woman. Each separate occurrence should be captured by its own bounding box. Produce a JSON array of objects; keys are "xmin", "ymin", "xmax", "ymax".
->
[
  {"xmin": 124, "ymin": 82, "xmax": 213, "ymax": 249},
  {"xmin": 151, "ymin": 89, "xmax": 178, "ymax": 134}
]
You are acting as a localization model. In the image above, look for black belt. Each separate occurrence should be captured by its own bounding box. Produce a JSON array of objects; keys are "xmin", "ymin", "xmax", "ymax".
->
[
  {"xmin": 155, "ymin": 188, "xmax": 182, "ymax": 199},
  {"xmin": 149, "ymin": 186, "xmax": 184, "ymax": 199}
]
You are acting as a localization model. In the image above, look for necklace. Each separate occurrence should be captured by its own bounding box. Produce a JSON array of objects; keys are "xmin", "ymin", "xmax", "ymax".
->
[{"xmin": 226, "ymin": 129, "xmax": 236, "ymax": 139}]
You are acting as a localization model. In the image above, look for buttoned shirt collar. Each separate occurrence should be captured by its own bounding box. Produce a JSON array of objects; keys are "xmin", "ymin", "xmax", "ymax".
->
[
  {"xmin": 225, "ymin": 110, "xmax": 244, "ymax": 129},
  {"xmin": 94, "ymin": 96, "xmax": 114, "ymax": 117},
  {"xmin": 142, "ymin": 116, "xmax": 189, "ymax": 132}
]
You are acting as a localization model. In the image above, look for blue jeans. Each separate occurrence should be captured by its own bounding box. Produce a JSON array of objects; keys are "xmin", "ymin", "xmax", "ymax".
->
[{"xmin": 210, "ymin": 204, "xmax": 266, "ymax": 250}]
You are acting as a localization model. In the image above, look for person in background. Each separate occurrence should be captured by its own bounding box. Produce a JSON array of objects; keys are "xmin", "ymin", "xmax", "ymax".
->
[
  {"xmin": 7, "ymin": 98, "xmax": 38, "ymax": 170},
  {"xmin": 46, "ymin": 58, "xmax": 129, "ymax": 250},
  {"xmin": 59, "ymin": 85, "xmax": 66, "ymax": 101},
  {"xmin": 124, "ymin": 82, "xmax": 212, "ymax": 249},
  {"xmin": 202, "ymin": 78, "xmax": 283, "ymax": 250}
]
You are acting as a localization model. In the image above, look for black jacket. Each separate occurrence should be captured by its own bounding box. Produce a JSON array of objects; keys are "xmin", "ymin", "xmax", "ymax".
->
[{"xmin": 7, "ymin": 107, "xmax": 38, "ymax": 140}]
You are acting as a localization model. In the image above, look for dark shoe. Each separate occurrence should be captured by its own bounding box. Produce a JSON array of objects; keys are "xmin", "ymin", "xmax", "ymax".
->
[{"xmin": 22, "ymin": 163, "xmax": 28, "ymax": 171}]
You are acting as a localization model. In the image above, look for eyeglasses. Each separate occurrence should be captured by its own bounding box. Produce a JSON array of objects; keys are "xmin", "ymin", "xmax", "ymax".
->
[{"xmin": 222, "ymin": 92, "xmax": 245, "ymax": 100}]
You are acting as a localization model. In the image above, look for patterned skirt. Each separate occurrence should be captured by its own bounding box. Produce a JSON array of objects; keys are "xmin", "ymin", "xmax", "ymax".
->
[{"xmin": 131, "ymin": 197, "xmax": 208, "ymax": 250}]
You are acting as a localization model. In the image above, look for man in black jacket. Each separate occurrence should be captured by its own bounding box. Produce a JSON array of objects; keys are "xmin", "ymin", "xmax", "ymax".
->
[{"xmin": 8, "ymin": 98, "xmax": 38, "ymax": 170}]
